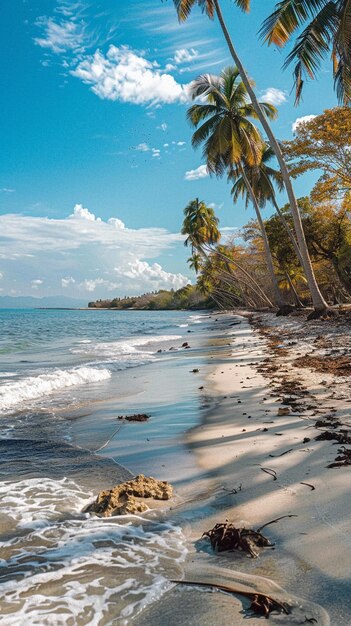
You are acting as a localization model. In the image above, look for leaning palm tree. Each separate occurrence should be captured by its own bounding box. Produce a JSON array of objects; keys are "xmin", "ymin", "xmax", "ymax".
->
[
  {"xmin": 260, "ymin": 0, "xmax": 351, "ymax": 105},
  {"xmin": 182, "ymin": 197, "xmax": 273, "ymax": 306},
  {"xmin": 173, "ymin": 0, "xmax": 329, "ymax": 316},
  {"xmin": 231, "ymin": 144, "xmax": 305, "ymax": 268},
  {"xmin": 188, "ymin": 67, "xmax": 288, "ymax": 311}
]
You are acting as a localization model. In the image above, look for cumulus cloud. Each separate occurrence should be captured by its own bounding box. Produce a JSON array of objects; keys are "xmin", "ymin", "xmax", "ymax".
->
[
  {"xmin": 157, "ymin": 122, "xmax": 168, "ymax": 131},
  {"xmin": 70, "ymin": 203, "xmax": 101, "ymax": 221},
  {"xmin": 115, "ymin": 260, "xmax": 189, "ymax": 291},
  {"xmin": 292, "ymin": 114, "xmax": 317, "ymax": 132},
  {"xmin": 184, "ymin": 164, "xmax": 209, "ymax": 181},
  {"xmin": 72, "ymin": 45, "xmax": 191, "ymax": 105},
  {"xmin": 0, "ymin": 207, "xmax": 188, "ymax": 298},
  {"xmin": 0, "ymin": 188, "xmax": 15, "ymax": 194},
  {"xmin": 260, "ymin": 87, "xmax": 287, "ymax": 106}
]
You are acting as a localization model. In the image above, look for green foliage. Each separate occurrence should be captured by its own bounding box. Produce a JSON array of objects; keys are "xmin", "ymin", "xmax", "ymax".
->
[{"xmin": 88, "ymin": 286, "xmax": 214, "ymax": 310}]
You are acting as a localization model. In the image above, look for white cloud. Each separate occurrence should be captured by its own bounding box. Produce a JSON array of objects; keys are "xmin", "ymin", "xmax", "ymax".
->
[
  {"xmin": 174, "ymin": 48, "xmax": 199, "ymax": 65},
  {"xmin": 157, "ymin": 123, "xmax": 168, "ymax": 131},
  {"xmin": 61, "ymin": 276, "xmax": 76, "ymax": 288},
  {"xmin": 108, "ymin": 217, "xmax": 125, "ymax": 229},
  {"xmin": 34, "ymin": 17, "xmax": 84, "ymax": 54},
  {"xmin": 292, "ymin": 114, "xmax": 317, "ymax": 132},
  {"xmin": 31, "ymin": 279, "xmax": 43, "ymax": 289},
  {"xmin": 70, "ymin": 203, "xmax": 101, "ymax": 222},
  {"xmin": 0, "ymin": 188, "xmax": 15, "ymax": 193},
  {"xmin": 135, "ymin": 142, "xmax": 149, "ymax": 152},
  {"xmin": 184, "ymin": 164, "xmax": 209, "ymax": 181},
  {"xmin": 0, "ymin": 207, "xmax": 188, "ymax": 298},
  {"xmin": 260, "ymin": 87, "xmax": 287, "ymax": 106},
  {"xmin": 71, "ymin": 45, "xmax": 190, "ymax": 105},
  {"xmin": 177, "ymin": 141, "xmax": 186, "ymax": 146},
  {"xmin": 0, "ymin": 272, "xmax": 3, "ymax": 279},
  {"xmin": 115, "ymin": 260, "xmax": 189, "ymax": 291}
]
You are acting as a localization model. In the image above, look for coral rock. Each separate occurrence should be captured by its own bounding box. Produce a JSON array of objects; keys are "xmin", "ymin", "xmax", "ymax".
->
[{"xmin": 85, "ymin": 474, "xmax": 173, "ymax": 517}]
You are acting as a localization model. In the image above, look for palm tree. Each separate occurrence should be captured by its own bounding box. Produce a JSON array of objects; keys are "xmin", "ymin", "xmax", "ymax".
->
[
  {"xmin": 173, "ymin": 0, "xmax": 329, "ymax": 316},
  {"xmin": 188, "ymin": 67, "xmax": 287, "ymax": 311},
  {"xmin": 182, "ymin": 197, "xmax": 273, "ymax": 306},
  {"xmin": 230, "ymin": 144, "xmax": 305, "ymax": 268},
  {"xmin": 260, "ymin": 0, "xmax": 351, "ymax": 105}
]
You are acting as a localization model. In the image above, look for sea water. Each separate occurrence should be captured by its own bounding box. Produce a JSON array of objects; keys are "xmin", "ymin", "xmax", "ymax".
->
[{"xmin": 0, "ymin": 308, "xmax": 209, "ymax": 625}]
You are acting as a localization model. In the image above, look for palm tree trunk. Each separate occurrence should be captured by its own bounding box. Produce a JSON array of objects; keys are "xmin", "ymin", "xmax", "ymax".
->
[
  {"xmin": 240, "ymin": 165, "xmax": 287, "ymax": 311},
  {"xmin": 286, "ymin": 272, "xmax": 305, "ymax": 308},
  {"xmin": 272, "ymin": 198, "xmax": 304, "ymax": 267},
  {"xmin": 213, "ymin": 0, "xmax": 329, "ymax": 315},
  {"xmin": 202, "ymin": 244, "xmax": 273, "ymax": 306}
]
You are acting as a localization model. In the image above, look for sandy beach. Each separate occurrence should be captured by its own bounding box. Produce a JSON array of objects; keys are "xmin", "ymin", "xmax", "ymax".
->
[{"xmin": 128, "ymin": 311, "xmax": 351, "ymax": 625}]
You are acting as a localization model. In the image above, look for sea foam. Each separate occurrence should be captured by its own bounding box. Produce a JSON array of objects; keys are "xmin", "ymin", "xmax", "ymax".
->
[{"xmin": 0, "ymin": 366, "xmax": 111, "ymax": 412}]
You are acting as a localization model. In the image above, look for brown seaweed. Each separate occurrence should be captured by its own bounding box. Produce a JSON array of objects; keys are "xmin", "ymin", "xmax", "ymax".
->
[{"xmin": 202, "ymin": 522, "xmax": 273, "ymax": 558}]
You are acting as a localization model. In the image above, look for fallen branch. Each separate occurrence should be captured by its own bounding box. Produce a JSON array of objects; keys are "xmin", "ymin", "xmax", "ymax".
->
[
  {"xmin": 269, "ymin": 449, "xmax": 293, "ymax": 458},
  {"xmin": 300, "ymin": 482, "xmax": 316, "ymax": 491},
  {"xmin": 171, "ymin": 580, "xmax": 290, "ymax": 618},
  {"xmin": 261, "ymin": 467, "xmax": 277, "ymax": 480},
  {"xmin": 257, "ymin": 515, "xmax": 298, "ymax": 533}
]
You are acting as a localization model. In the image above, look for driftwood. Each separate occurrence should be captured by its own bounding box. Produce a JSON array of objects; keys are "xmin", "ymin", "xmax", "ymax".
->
[
  {"xmin": 261, "ymin": 467, "xmax": 277, "ymax": 480},
  {"xmin": 171, "ymin": 580, "xmax": 290, "ymax": 619},
  {"xmin": 202, "ymin": 522, "xmax": 273, "ymax": 558}
]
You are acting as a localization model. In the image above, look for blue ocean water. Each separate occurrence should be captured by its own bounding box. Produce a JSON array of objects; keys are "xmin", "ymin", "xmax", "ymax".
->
[{"xmin": 0, "ymin": 308, "xmax": 201, "ymax": 415}]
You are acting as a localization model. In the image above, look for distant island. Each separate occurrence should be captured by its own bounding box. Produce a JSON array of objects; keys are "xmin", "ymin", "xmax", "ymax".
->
[{"xmin": 88, "ymin": 285, "xmax": 214, "ymax": 310}]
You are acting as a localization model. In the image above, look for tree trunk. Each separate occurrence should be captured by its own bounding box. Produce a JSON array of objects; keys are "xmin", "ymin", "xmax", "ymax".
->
[
  {"xmin": 286, "ymin": 273, "xmax": 305, "ymax": 308},
  {"xmin": 214, "ymin": 0, "xmax": 329, "ymax": 315},
  {"xmin": 240, "ymin": 165, "xmax": 288, "ymax": 312},
  {"xmin": 272, "ymin": 198, "xmax": 304, "ymax": 267}
]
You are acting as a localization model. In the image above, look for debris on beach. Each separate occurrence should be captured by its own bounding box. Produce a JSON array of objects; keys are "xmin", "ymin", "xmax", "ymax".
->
[
  {"xmin": 315, "ymin": 430, "xmax": 351, "ymax": 445},
  {"xmin": 327, "ymin": 446, "xmax": 351, "ymax": 468},
  {"xmin": 85, "ymin": 474, "xmax": 173, "ymax": 516},
  {"xmin": 278, "ymin": 407, "xmax": 290, "ymax": 416},
  {"xmin": 294, "ymin": 354, "xmax": 351, "ymax": 376},
  {"xmin": 202, "ymin": 522, "xmax": 273, "ymax": 558},
  {"xmin": 171, "ymin": 580, "xmax": 290, "ymax": 619},
  {"xmin": 117, "ymin": 413, "xmax": 150, "ymax": 422}
]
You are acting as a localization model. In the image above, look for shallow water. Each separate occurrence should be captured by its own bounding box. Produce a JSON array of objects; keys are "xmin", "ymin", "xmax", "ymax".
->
[{"xmin": 0, "ymin": 309, "xmax": 211, "ymax": 624}]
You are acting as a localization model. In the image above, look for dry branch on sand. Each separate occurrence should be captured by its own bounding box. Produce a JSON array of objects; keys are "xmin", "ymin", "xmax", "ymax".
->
[
  {"xmin": 117, "ymin": 413, "xmax": 150, "ymax": 422},
  {"xmin": 171, "ymin": 580, "xmax": 290, "ymax": 619}
]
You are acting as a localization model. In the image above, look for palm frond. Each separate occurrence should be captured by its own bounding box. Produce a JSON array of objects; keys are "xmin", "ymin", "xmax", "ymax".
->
[
  {"xmin": 260, "ymin": 0, "xmax": 329, "ymax": 47},
  {"xmin": 282, "ymin": 2, "xmax": 338, "ymax": 103}
]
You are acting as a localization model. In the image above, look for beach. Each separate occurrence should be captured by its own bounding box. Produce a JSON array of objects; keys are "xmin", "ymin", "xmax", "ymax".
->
[{"xmin": 0, "ymin": 309, "xmax": 350, "ymax": 624}]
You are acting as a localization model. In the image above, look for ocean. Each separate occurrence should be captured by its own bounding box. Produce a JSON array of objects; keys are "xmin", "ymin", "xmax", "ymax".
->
[{"xmin": 0, "ymin": 308, "xmax": 210, "ymax": 625}]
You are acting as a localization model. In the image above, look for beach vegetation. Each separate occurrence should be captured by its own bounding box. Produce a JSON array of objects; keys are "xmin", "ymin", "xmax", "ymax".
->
[{"xmin": 173, "ymin": 0, "xmax": 330, "ymax": 316}]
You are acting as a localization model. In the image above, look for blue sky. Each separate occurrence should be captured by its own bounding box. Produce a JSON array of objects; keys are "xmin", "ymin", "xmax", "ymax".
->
[{"xmin": 0, "ymin": 0, "xmax": 338, "ymax": 300}]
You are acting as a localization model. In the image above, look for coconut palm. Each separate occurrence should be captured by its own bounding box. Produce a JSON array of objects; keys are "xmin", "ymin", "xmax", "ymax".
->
[
  {"xmin": 188, "ymin": 68, "xmax": 287, "ymax": 311},
  {"xmin": 181, "ymin": 197, "xmax": 221, "ymax": 254},
  {"xmin": 182, "ymin": 197, "xmax": 273, "ymax": 306},
  {"xmin": 260, "ymin": 0, "xmax": 351, "ymax": 105},
  {"xmin": 173, "ymin": 0, "xmax": 329, "ymax": 316},
  {"xmin": 230, "ymin": 144, "xmax": 304, "ymax": 268}
]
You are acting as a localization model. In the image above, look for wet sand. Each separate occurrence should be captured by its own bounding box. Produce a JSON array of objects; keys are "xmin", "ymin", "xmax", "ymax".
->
[{"xmin": 129, "ymin": 312, "xmax": 350, "ymax": 625}]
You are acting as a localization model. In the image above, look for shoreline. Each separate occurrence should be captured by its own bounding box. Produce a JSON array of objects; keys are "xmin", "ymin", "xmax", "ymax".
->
[{"xmin": 132, "ymin": 311, "xmax": 350, "ymax": 625}]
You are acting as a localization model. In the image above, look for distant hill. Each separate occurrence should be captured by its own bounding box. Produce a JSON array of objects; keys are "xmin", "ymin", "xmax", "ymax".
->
[{"xmin": 0, "ymin": 295, "xmax": 88, "ymax": 309}]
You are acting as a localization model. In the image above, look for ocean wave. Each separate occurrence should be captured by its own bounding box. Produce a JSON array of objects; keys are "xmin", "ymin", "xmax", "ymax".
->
[
  {"xmin": 0, "ymin": 366, "xmax": 111, "ymax": 412},
  {"xmin": 0, "ymin": 477, "xmax": 186, "ymax": 625},
  {"xmin": 71, "ymin": 335, "xmax": 182, "ymax": 359}
]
